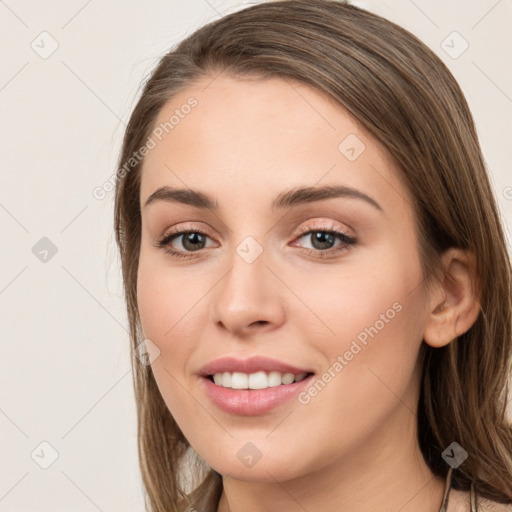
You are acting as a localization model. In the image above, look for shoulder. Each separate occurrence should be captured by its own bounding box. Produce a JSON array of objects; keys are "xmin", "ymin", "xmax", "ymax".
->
[{"xmin": 448, "ymin": 488, "xmax": 512, "ymax": 512}]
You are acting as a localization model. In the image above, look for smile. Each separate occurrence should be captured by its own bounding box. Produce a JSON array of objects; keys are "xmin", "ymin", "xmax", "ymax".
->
[
  {"xmin": 209, "ymin": 370, "xmax": 310, "ymax": 389},
  {"xmin": 201, "ymin": 372, "xmax": 315, "ymax": 416}
]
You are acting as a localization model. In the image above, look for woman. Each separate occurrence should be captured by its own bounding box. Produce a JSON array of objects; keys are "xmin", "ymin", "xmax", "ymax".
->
[{"xmin": 113, "ymin": 1, "xmax": 512, "ymax": 510}]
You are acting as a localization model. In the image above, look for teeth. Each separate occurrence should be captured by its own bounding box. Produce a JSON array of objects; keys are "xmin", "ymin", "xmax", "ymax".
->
[{"xmin": 211, "ymin": 371, "xmax": 309, "ymax": 389}]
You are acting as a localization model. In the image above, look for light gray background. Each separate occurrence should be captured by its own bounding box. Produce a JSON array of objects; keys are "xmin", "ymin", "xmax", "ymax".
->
[{"xmin": 1, "ymin": 0, "xmax": 511, "ymax": 510}]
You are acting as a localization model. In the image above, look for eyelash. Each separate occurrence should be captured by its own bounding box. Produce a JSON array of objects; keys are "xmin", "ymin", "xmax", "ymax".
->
[{"xmin": 154, "ymin": 223, "xmax": 357, "ymax": 260}]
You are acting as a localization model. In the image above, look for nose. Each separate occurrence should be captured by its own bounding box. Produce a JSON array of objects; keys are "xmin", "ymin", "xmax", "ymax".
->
[{"xmin": 210, "ymin": 244, "xmax": 286, "ymax": 338}]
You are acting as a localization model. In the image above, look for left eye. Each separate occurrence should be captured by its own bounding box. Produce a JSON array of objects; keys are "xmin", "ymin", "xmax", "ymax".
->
[{"xmin": 292, "ymin": 229, "xmax": 356, "ymax": 252}]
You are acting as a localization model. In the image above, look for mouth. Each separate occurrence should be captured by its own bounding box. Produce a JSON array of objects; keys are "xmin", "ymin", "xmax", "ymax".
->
[
  {"xmin": 197, "ymin": 355, "xmax": 316, "ymax": 414},
  {"xmin": 200, "ymin": 370, "xmax": 316, "ymax": 416},
  {"xmin": 206, "ymin": 371, "xmax": 314, "ymax": 391},
  {"xmin": 198, "ymin": 355, "xmax": 314, "ymax": 381},
  {"xmin": 204, "ymin": 371, "xmax": 315, "ymax": 390}
]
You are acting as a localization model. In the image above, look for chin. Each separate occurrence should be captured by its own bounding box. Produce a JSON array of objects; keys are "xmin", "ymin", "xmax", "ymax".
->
[{"xmin": 206, "ymin": 450, "xmax": 308, "ymax": 483}]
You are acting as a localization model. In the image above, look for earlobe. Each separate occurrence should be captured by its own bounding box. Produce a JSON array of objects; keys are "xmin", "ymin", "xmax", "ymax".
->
[{"xmin": 423, "ymin": 248, "xmax": 481, "ymax": 349}]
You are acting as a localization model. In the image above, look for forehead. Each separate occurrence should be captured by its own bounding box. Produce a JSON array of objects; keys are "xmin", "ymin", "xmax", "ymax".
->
[{"xmin": 139, "ymin": 73, "xmax": 412, "ymax": 218}]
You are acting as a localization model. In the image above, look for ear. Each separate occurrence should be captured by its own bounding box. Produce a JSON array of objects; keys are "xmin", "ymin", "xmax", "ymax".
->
[{"xmin": 423, "ymin": 248, "xmax": 481, "ymax": 348}]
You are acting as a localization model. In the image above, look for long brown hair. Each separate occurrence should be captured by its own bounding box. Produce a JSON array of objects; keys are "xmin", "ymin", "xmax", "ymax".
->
[{"xmin": 113, "ymin": 1, "xmax": 512, "ymax": 510}]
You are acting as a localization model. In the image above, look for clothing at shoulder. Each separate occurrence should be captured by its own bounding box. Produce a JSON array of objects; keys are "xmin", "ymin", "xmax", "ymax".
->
[
  {"xmin": 448, "ymin": 488, "xmax": 512, "ymax": 512},
  {"xmin": 478, "ymin": 497, "xmax": 512, "ymax": 512}
]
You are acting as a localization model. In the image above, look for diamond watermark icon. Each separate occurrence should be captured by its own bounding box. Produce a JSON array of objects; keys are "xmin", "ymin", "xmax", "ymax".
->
[
  {"xmin": 237, "ymin": 442, "xmax": 263, "ymax": 468},
  {"xmin": 236, "ymin": 236, "xmax": 263, "ymax": 264},
  {"xmin": 338, "ymin": 133, "xmax": 366, "ymax": 161},
  {"xmin": 441, "ymin": 31, "xmax": 468, "ymax": 59},
  {"xmin": 135, "ymin": 338, "xmax": 161, "ymax": 365},
  {"xmin": 31, "ymin": 441, "xmax": 59, "ymax": 469},
  {"xmin": 441, "ymin": 441, "xmax": 468, "ymax": 468},
  {"xmin": 32, "ymin": 237, "xmax": 58, "ymax": 263},
  {"xmin": 31, "ymin": 31, "xmax": 59, "ymax": 59}
]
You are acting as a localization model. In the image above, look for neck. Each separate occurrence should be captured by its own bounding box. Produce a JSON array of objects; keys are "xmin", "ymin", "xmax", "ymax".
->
[{"xmin": 216, "ymin": 409, "xmax": 446, "ymax": 512}]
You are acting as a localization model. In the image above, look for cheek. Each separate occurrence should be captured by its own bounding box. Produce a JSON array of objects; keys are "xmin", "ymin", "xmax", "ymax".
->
[
  {"xmin": 136, "ymin": 249, "xmax": 218, "ymax": 392},
  {"xmin": 136, "ymin": 257, "xmax": 208, "ymax": 427},
  {"xmin": 137, "ymin": 245, "xmax": 207, "ymax": 341},
  {"xmin": 284, "ymin": 297, "xmax": 424, "ymax": 471},
  {"xmin": 305, "ymin": 243, "xmax": 424, "ymax": 364},
  {"xmin": 297, "ymin": 247, "xmax": 427, "ymax": 432},
  {"xmin": 137, "ymin": 261, "xmax": 171, "ymax": 342},
  {"xmin": 137, "ymin": 254, "xmax": 189, "ymax": 379},
  {"xmin": 300, "ymin": 248, "xmax": 425, "ymax": 359}
]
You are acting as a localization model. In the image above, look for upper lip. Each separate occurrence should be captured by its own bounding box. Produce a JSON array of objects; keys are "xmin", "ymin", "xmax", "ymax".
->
[{"xmin": 199, "ymin": 356, "xmax": 314, "ymax": 377}]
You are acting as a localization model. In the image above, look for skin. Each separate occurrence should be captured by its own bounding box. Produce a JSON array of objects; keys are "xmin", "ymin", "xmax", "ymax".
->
[{"xmin": 136, "ymin": 73, "xmax": 480, "ymax": 512}]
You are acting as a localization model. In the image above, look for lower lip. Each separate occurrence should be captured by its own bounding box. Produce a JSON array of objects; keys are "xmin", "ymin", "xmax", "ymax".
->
[{"xmin": 200, "ymin": 374, "xmax": 314, "ymax": 416}]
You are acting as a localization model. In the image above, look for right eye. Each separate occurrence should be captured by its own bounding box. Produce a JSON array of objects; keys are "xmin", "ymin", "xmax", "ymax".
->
[{"xmin": 155, "ymin": 229, "xmax": 217, "ymax": 258}]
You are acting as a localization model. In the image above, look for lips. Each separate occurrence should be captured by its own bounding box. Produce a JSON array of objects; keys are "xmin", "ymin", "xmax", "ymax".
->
[
  {"xmin": 198, "ymin": 355, "xmax": 314, "ymax": 377},
  {"xmin": 200, "ymin": 373, "xmax": 315, "ymax": 415}
]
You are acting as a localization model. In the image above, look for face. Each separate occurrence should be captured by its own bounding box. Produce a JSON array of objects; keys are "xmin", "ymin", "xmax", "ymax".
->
[{"xmin": 137, "ymin": 73, "xmax": 431, "ymax": 482}]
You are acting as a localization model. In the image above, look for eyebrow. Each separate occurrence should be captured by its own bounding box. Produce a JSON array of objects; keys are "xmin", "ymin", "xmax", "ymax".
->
[{"xmin": 143, "ymin": 184, "xmax": 383, "ymax": 212}]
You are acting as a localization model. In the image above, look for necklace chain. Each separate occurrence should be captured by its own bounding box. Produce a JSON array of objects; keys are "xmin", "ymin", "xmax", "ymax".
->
[{"xmin": 438, "ymin": 468, "xmax": 477, "ymax": 512}]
